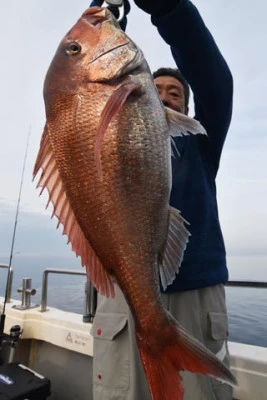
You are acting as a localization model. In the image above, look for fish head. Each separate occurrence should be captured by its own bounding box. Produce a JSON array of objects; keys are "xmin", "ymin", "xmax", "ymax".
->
[{"xmin": 44, "ymin": 6, "xmax": 144, "ymax": 100}]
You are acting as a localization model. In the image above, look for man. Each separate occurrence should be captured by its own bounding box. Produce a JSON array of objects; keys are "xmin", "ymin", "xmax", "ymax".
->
[{"xmin": 90, "ymin": 1, "xmax": 234, "ymax": 399}]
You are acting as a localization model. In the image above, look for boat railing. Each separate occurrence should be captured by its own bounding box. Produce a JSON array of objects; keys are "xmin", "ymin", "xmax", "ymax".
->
[
  {"xmin": 0, "ymin": 263, "xmax": 13, "ymax": 303},
  {"xmin": 1, "ymin": 263, "xmax": 267, "ymax": 319},
  {"xmin": 39, "ymin": 272, "xmax": 267, "ymax": 319},
  {"xmin": 40, "ymin": 268, "xmax": 98, "ymax": 322},
  {"xmin": 226, "ymin": 281, "xmax": 267, "ymax": 288},
  {"xmin": 40, "ymin": 268, "xmax": 87, "ymax": 312}
]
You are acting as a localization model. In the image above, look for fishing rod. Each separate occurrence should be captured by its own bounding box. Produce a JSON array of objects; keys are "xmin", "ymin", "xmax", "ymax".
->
[{"xmin": 0, "ymin": 128, "xmax": 31, "ymax": 359}]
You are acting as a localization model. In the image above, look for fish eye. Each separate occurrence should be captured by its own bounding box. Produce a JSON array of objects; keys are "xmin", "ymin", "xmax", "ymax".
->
[{"xmin": 65, "ymin": 42, "xmax": 82, "ymax": 55}]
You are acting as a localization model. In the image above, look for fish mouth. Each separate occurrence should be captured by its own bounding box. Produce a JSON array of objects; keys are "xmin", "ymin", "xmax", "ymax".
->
[
  {"xmin": 88, "ymin": 42, "xmax": 145, "ymax": 82},
  {"xmin": 119, "ymin": 46, "xmax": 145, "ymax": 76},
  {"xmin": 87, "ymin": 41, "xmax": 131, "ymax": 66}
]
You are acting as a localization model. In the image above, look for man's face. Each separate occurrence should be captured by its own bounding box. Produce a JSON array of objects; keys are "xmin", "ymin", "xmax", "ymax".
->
[{"xmin": 154, "ymin": 75, "xmax": 188, "ymax": 115}]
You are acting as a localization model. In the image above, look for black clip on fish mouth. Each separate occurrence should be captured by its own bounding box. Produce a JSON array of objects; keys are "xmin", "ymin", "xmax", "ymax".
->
[{"xmin": 102, "ymin": 0, "xmax": 125, "ymax": 22}]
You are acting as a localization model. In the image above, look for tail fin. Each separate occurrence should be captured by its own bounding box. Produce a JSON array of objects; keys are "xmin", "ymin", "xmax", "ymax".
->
[{"xmin": 136, "ymin": 317, "xmax": 237, "ymax": 400}]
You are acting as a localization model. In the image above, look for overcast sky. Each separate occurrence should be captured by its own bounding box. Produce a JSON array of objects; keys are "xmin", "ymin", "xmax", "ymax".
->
[{"xmin": 0, "ymin": 0, "xmax": 266, "ymax": 281}]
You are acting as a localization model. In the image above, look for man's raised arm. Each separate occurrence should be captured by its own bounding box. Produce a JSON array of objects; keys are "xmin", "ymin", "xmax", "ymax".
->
[{"xmin": 135, "ymin": 0, "xmax": 233, "ymax": 169}]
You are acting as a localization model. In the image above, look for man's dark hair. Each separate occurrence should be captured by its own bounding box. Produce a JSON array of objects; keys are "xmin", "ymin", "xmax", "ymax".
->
[{"xmin": 153, "ymin": 68, "xmax": 190, "ymax": 108}]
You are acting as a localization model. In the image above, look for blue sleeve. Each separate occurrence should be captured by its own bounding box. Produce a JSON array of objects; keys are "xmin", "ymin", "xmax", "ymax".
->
[{"xmin": 152, "ymin": 0, "xmax": 233, "ymax": 170}]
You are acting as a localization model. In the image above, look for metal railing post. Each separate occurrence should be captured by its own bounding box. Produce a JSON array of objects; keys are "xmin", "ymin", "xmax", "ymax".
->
[
  {"xmin": 15, "ymin": 278, "xmax": 37, "ymax": 310},
  {"xmin": 0, "ymin": 264, "xmax": 13, "ymax": 303},
  {"xmin": 83, "ymin": 279, "xmax": 98, "ymax": 323}
]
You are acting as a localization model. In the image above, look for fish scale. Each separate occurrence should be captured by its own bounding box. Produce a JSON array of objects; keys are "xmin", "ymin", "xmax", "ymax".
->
[{"xmin": 48, "ymin": 94, "xmax": 167, "ymax": 279}]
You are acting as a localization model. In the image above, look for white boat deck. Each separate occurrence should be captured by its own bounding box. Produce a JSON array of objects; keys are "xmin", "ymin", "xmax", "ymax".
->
[{"xmin": 1, "ymin": 298, "xmax": 93, "ymax": 357}]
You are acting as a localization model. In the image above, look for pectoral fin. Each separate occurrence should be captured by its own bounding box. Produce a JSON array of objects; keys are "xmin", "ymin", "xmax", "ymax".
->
[
  {"xmin": 159, "ymin": 207, "xmax": 191, "ymax": 290},
  {"xmin": 95, "ymin": 78, "xmax": 141, "ymax": 180},
  {"xmin": 33, "ymin": 124, "xmax": 115, "ymax": 298},
  {"xmin": 165, "ymin": 107, "xmax": 207, "ymax": 138}
]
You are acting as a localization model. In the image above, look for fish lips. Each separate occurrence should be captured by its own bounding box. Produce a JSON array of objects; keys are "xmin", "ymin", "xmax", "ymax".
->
[{"xmin": 86, "ymin": 42, "xmax": 145, "ymax": 82}]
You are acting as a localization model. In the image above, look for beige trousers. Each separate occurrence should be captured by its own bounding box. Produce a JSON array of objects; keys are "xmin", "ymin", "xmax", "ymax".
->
[{"xmin": 91, "ymin": 284, "xmax": 233, "ymax": 400}]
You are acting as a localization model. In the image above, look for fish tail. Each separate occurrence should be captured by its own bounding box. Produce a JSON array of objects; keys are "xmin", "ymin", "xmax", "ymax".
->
[{"xmin": 136, "ymin": 317, "xmax": 237, "ymax": 400}]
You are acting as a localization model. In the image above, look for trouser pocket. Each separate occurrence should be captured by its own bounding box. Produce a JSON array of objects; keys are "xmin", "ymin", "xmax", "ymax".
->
[
  {"xmin": 208, "ymin": 311, "xmax": 229, "ymax": 361},
  {"xmin": 91, "ymin": 312, "xmax": 129, "ymax": 390},
  {"xmin": 208, "ymin": 312, "xmax": 233, "ymax": 399}
]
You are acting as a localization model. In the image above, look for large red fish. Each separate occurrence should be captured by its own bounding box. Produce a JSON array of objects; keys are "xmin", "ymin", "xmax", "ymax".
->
[{"xmin": 34, "ymin": 7, "xmax": 236, "ymax": 399}]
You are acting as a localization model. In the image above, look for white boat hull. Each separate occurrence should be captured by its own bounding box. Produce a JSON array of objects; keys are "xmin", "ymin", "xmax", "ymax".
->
[{"xmin": 1, "ymin": 297, "xmax": 266, "ymax": 400}]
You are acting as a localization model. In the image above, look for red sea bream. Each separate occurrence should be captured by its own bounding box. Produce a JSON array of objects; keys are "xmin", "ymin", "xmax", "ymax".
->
[{"xmin": 34, "ymin": 7, "xmax": 237, "ymax": 399}]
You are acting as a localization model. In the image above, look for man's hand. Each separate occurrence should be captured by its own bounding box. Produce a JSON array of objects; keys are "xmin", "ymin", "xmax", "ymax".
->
[
  {"xmin": 90, "ymin": 0, "xmax": 130, "ymax": 29},
  {"xmin": 90, "ymin": 0, "xmax": 130, "ymax": 15},
  {"xmin": 133, "ymin": 0, "xmax": 180, "ymax": 16}
]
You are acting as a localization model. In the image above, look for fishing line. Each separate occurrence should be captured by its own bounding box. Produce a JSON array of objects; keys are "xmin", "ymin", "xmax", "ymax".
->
[{"xmin": 0, "ymin": 127, "xmax": 31, "ymax": 352}]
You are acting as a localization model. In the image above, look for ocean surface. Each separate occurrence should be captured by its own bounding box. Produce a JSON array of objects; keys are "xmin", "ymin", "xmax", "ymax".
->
[{"xmin": 0, "ymin": 255, "xmax": 267, "ymax": 348}]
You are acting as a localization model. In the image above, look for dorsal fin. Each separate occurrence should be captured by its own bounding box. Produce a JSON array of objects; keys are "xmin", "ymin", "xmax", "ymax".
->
[
  {"xmin": 33, "ymin": 124, "xmax": 115, "ymax": 298},
  {"xmin": 159, "ymin": 207, "xmax": 191, "ymax": 290}
]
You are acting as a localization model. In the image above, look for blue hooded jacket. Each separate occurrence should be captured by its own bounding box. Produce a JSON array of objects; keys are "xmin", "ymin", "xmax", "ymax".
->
[{"xmin": 151, "ymin": 1, "xmax": 233, "ymax": 292}]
